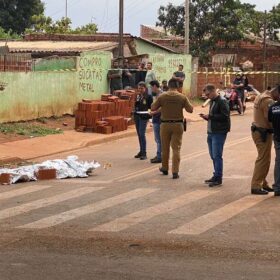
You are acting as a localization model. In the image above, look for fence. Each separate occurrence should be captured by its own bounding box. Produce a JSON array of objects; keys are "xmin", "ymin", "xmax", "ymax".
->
[{"xmin": 195, "ymin": 67, "xmax": 280, "ymax": 97}]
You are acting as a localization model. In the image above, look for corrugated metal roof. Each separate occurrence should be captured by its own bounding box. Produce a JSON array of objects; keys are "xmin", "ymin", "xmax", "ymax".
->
[{"xmin": 0, "ymin": 41, "xmax": 118, "ymax": 53}]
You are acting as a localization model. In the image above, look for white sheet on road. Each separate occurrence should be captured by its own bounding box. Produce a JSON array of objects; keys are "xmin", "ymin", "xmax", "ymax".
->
[{"xmin": 0, "ymin": 155, "xmax": 100, "ymax": 184}]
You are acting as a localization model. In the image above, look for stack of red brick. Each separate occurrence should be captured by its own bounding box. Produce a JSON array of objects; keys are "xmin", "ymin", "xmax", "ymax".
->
[{"xmin": 75, "ymin": 90, "xmax": 137, "ymax": 134}]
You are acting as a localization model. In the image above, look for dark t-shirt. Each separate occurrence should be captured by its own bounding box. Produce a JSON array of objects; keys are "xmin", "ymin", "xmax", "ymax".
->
[
  {"xmin": 135, "ymin": 70, "xmax": 147, "ymax": 86},
  {"xmin": 173, "ymin": 71, "xmax": 185, "ymax": 87},
  {"xmin": 233, "ymin": 78, "xmax": 245, "ymax": 93},
  {"xmin": 108, "ymin": 69, "xmax": 122, "ymax": 91},
  {"xmin": 122, "ymin": 69, "xmax": 135, "ymax": 88}
]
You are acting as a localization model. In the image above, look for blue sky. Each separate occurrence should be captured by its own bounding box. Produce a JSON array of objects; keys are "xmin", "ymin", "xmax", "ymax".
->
[{"xmin": 43, "ymin": 0, "xmax": 279, "ymax": 35}]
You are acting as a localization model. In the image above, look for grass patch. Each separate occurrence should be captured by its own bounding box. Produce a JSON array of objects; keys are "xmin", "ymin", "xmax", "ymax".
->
[{"xmin": 0, "ymin": 123, "xmax": 62, "ymax": 137}]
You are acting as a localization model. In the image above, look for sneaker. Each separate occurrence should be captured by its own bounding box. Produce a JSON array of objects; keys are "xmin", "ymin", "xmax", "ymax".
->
[
  {"xmin": 150, "ymin": 157, "xmax": 162, "ymax": 163},
  {"xmin": 134, "ymin": 152, "xmax": 142, "ymax": 158},
  {"xmin": 172, "ymin": 173, "xmax": 179, "ymax": 179},
  {"xmin": 205, "ymin": 176, "xmax": 216, "ymax": 184},
  {"xmin": 159, "ymin": 167, "xmax": 168, "ymax": 175}
]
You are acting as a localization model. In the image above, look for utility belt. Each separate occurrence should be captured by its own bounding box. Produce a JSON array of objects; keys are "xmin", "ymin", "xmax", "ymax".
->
[
  {"xmin": 161, "ymin": 119, "xmax": 187, "ymax": 132},
  {"xmin": 251, "ymin": 124, "xmax": 273, "ymax": 142}
]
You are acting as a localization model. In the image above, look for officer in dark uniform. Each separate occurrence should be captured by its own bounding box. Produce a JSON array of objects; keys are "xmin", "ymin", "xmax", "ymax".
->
[
  {"xmin": 268, "ymin": 85, "xmax": 280, "ymax": 196},
  {"xmin": 151, "ymin": 78, "xmax": 193, "ymax": 179}
]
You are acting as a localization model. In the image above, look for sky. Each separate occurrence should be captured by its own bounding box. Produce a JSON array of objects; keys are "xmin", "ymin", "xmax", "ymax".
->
[{"xmin": 43, "ymin": 0, "xmax": 279, "ymax": 35}]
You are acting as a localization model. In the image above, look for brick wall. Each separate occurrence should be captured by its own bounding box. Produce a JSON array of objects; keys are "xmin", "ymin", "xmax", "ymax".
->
[{"xmin": 196, "ymin": 72, "xmax": 280, "ymax": 97}]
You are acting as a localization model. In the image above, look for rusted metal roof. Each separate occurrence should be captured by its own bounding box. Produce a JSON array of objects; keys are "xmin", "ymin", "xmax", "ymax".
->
[{"xmin": 0, "ymin": 41, "xmax": 118, "ymax": 53}]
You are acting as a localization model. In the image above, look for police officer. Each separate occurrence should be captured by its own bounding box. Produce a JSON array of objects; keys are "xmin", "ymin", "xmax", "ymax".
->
[
  {"xmin": 151, "ymin": 78, "xmax": 193, "ymax": 179},
  {"xmin": 251, "ymin": 88, "xmax": 276, "ymax": 195},
  {"xmin": 268, "ymin": 85, "xmax": 280, "ymax": 196}
]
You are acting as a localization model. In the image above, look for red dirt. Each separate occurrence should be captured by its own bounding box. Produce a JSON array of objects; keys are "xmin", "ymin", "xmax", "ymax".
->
[{"xmin": 0, "ymin": 115, "xmax": 75, "ymax": 144}]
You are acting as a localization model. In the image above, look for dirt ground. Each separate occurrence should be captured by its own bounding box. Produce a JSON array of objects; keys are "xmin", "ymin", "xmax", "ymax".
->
[{"xmin": 0, "ymin": 115, "xmax": 75, "ymax": 144}]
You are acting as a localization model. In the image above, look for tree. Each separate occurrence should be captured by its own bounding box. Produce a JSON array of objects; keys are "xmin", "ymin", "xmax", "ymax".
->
[
  {"xmin": 156, "ymin": 0, "xmax": 279, "ymax": 63},
  {"xmin": 0, "ymin": 27, "xmax": 21, "ymax": 39},
  {"xmin": 0, "ymin": 0, "xmax": 44, "ymax": 34},
  {"xmin": 26, "ymin": 16, "xmax": 98, "ymax": 35}
]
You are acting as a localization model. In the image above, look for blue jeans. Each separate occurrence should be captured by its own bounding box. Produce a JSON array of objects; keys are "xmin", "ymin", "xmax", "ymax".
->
[
  {"xmin": 134, "ymin": 115, "xmax": 148, "ymax": 155},
  {"xmin": 153, "ymin": 122, "xmax": 161, "ymax": 159},
  {"xmin": 274, "ymin": 140, "xmax": 280, "ymax": 192},
  {"xmin": 207, "ymin": 133, "xmax": 227, "ymax": 178}
]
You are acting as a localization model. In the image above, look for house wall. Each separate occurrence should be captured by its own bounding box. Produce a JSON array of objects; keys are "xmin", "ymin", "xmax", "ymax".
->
[
  {"xmin": 33, "ymin": 56, "xmax": 77, "ymax": 71},
  {"xmin": 149, "ymin": 53, "xmax": 192, "ymax": 95},
  {"xmin": 0, "ymin": 50, "xmax": 195, "ymax": 123},
  {"xmin": 0, "ymin": 51, "xmax": 111, "ymax": 123},
  {"xmin": 134, "ymin": 39, "xmax": 171, "ymax": 55}
]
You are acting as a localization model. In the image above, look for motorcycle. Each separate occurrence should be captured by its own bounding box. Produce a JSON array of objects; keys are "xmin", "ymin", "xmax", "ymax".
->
[{"xmin": 220, "ymin": 88, "xmax": 246, "ymax": 114}]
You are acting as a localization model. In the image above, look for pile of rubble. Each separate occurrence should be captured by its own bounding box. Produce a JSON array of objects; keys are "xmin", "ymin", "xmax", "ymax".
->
[{"xmin": 75, "ymin": 90, "xmax": 137, "ymax": 134}]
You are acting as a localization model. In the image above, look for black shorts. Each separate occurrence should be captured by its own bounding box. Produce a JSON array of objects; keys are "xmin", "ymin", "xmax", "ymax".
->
[{"xmin": 237, "ymin": 91, "xmax": 245, "ymax": 102}]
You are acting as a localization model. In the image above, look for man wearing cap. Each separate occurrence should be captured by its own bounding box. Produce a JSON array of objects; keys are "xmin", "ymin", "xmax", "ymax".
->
[{"xmin": 151, "ymin": 78, "xmax": 193, "ymax": 179}]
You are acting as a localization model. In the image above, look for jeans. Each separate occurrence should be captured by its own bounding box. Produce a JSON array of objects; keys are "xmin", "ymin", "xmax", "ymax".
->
[
  {"xmin": 274, "ymin": 140, "xmax": 280, "ymax": 192},
  {"xmin": 207, "ymin": 133, "xmax": 227, "ymax": 179},
  {"xmin": 134, "ymin": 115, "xmax": 148, "ymax": 155},
  {"xmin": 153, "ymin": 122, "xmax": 161, "ymax": 159}
]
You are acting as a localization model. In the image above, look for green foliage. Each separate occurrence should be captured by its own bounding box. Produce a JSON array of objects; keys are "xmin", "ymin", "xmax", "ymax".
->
[
  {"xmin": 0, "ymin": 0, "xmax": 44, "ymax": 34},
  {"xmin": 0, "ymin": 27, "xmax": 21, "ymax": 39},
  {"xmin": 26, "ymin": 16, "xmax": 98, "ymax": 35},
  {"xmin": 156, "ymin": 1, "xmax": 280, "ymax": 64},
  {"xmin": 0, "ymin": 123, "xmax": 62, "ymax": 137}
]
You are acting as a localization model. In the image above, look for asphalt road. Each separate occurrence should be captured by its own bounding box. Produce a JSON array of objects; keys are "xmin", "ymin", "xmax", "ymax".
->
[{"xmin": 0, "ymin": 110, "xmax": 279, "ymax": 280}]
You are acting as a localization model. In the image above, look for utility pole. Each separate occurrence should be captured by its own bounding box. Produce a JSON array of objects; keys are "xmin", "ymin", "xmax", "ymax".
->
[
  {"xmin": 184, "ymin": 0, "xmax": 190, "ymax": 54},
  {"xmin": 263, "ymin": 10, "xmax": 268, "ymax": 90},
  {"xmin": 118, "ymin": 0, "xmax": 124, "ymax": 67},
  {"xmin": 65, "ymin": 0, "xmax": 68, "ymax": 18},
  {"xmin": 263, "ymin": 10, "xmax": 267, "ymax": 70}
]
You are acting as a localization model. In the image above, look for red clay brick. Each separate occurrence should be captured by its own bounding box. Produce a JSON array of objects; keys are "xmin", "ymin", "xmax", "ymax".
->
[
  {"xmin": 0, "ymin": 173, "xmax": 11, "ymax": 185},
  {"xmin": 36, "ymin": 169, "xmax": 57, "ymax": 180}
]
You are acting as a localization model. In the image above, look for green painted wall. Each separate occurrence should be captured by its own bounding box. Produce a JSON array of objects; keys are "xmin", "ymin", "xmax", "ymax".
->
[
  {"xmin": 149, "ymin": 53, "xmax": 192, "ymax": 94},
  {"xmin": 0, "ymin": 71, "xmax": 78, "ymax": 122},
  {"xmin": 78, "ymin": 51, "xmax": 111, "ymax": 99},
  {"xmin": 34, "ymin": 57, "xmax": 77, "ymax": 71},
  {"xmin": 0, "ymin": 51, "xmax": 192, "ymax": 123},
  {"xmin": 0, "ymin": 51, "xmax": 111, "ymax": 123},
  {"xmin": 135, "ymin": 39, "xmax": 171, "ymax": 55}
]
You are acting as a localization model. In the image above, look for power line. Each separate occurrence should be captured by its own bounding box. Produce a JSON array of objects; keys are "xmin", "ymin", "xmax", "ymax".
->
[
  {"xmin": 102, "ymin": 0, "xmax": 164, "ymax": 32},
  {"xmin": 101, "ymin": 0, "xmax": 140, "ymax": 31}
]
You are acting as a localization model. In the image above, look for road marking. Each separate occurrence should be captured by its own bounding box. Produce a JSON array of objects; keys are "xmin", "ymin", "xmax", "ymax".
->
[
  {"xmin": 0, "ymin": 185, "xmax": 53, "ymax": 201},
  {"xmin": 117, "ymin": 136, "xmax": 251, "ymax": 182},
  {"xmin": 0, "ymin": 187, "xmax": 103, "ymax": 220},
  {"xmin": 90, "ymin": 190, "xmax": 218, "ymax": 232},
  {"xmin": 61, "ymin": 179, "xmax": 113, "ymax": 184},
  {"xmin": 168, "ymin": 195, "xmax": 270, "ymax": 235},
  {"xmin": 18, "ymin": 188, "xmax": 157, "ymax": 229}
]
